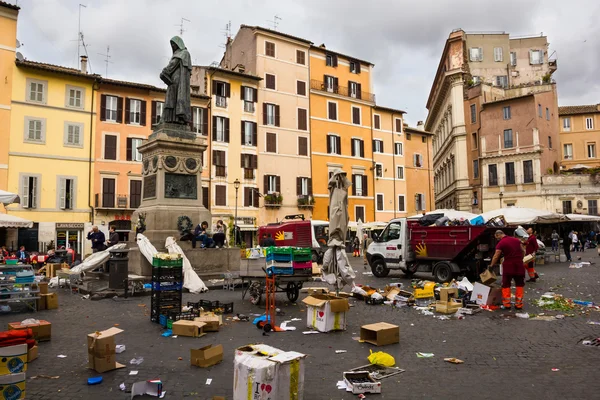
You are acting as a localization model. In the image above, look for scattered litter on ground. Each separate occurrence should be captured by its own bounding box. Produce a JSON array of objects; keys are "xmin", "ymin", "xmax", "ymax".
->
[
  {"xmin": 516, "ymin": 313, "xmax": 530, "ymax": 319},
  {"xmin": 416, "ymin": 352, "xmax": 434, "ymax": 358},
  {"xmin": 57, "ymin": 355, "xmax": 67, "ymax": 358},
  {"xmin": 291, "ymin": 318, "xmax": 302, "ymax": 322},
  {"xmin": 335, "ymin": 350, "xmax": 347, "ymax": 354},
  {"xmin": 30, "ymin": 375, "xmax": 59, "ymax": 380},
  {"xmin": 119, "ymin": 383, "xmax": 126, "ymax": 391},
  {"xmin": 130, "ymin": 357, "xmax": 144, "ymax": 365},
  {"xmin": 161, "ymin": 330, "xmax": 173, "ymax": 337},
  {"xmin": 116, "ymin": 345, "xmax": 126, "ymax": 353},
  {"xmin": 129, "ymin": 371, "xmax": 138, "ymax": 375},
  {"xmin": 172, "ymin": 335, "xmax": 178, "ymax": 338},
  {"xmin": 279, "ymin": 321, "xmax": 296, "ymax": 331},
  {"xmin": 206, "ymin": 378, "xmax": 212, "ymax": 385},
  {"xmin": 552, "ymin": 368, "xmax": 560, "ymax": 372},
  {"xmin": 444, "ymin": 358, "xmax": 464, "ymax": 364},
  {"xmin": 302, "ymin": 331, "xmax": 319, "ymax": 335},
  {"xmin": 352, "ymin": 336, "xmax": 362, "ymax": 342},
  {"xmin": 178, "ymin": 357, "xmax": 183, "ymax": 360},
  {"xmin": 131, "ymin": 379, "xmax": 163, "ymax": 398},
  {"xmin": 587, "ymin": 321, "xmax": 600, "ymax": 325},
  {"xmin": 87, "ymin": 376, "xmax": 103, "ymax": 385},
  {"xmin": 530, "ymin": 315, "xmax": 558, "ymax": 321},
  {"xmin": 350, "ymin": 364, "xmax": 405, "ymax": 379}
]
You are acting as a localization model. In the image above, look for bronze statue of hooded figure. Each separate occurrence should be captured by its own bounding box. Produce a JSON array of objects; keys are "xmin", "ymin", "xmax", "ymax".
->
[{"xmin": 160, "ymin": 36, "xmax": 192, "ymax": 125}]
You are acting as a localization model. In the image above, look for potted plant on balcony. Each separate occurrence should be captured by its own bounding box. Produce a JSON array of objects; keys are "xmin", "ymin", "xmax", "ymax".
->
[
  {"xmin": 264, "ymin": 193, "xmax": 283, "ymax": 208},
  {"xmin": 297, "ymin": 195, "xmax": 315, "ymax": 209}
]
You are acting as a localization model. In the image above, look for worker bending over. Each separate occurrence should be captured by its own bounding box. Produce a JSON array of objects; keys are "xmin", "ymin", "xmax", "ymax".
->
[{"xmin": 491, "ymin": 230, "xmax": 525, "ymax": 310}]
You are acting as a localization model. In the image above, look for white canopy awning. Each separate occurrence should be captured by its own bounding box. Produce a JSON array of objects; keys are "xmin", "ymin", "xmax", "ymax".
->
[
  {"xmin": 0, "ymin": 213, "xmax": 33, "ymax": 229},
  {"xmin": 0, "ymin": 190, "xmax": 19, "ymax": 206},
  {"xmin": 480, "ymin": 207, "xmax": 568, "ymax": 225},
  {"xmin": 566, "ymin": 213, "xmax": 600, "ymax": 222}
]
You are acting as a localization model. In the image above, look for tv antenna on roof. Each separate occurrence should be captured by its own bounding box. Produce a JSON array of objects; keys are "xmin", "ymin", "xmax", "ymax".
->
[
  {"xmin": 98, "ymin": 45, "xmax": 113, "ymax": 77},
  {"xmin": 176, "ymin": 17, "xmax": 190, "ymax": 35},
  {"xmin": 267, "ymin": 15, "xmax": 282, "ymax": 31},
  {"xmin": 76, "ymin": 4, "xmax": 87, "ymax": 65},
  {"xmin": 219, "ymin": 21, "xmax": 231, "ymax": 49}
]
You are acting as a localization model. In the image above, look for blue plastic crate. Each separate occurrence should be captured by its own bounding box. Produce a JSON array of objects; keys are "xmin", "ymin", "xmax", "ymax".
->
[
  {"xmin": 151, "ymin": 281, "xmax": 183, "ymax": 291},
  {"xmin": 267, "ymin": 266, "xmax": 294, "ymax": 276}
]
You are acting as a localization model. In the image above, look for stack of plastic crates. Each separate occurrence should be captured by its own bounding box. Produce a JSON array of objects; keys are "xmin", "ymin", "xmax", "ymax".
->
[
  {"xmin": 187, "ymin": 300, "xmax": 234, "ymax": 314},
  {"xmin": 159, "ymin": 309, "xmax": 200, "ymax": 329},
  {"xmin": 265, "ymin": 247, "xmax": 293, "ymax": 275},
  {"xmin": 150, "ymin": 257, "xmax": 183, "ymax": 324},
  {"xmin": 292, "ymin": 248, "xmax": 312, "ymax": 276}
]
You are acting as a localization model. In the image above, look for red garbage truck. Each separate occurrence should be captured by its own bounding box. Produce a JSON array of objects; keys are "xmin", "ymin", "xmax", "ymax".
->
[{"xmin": 366, "ymin": 218, "xmax": 514, "ymax": 282}]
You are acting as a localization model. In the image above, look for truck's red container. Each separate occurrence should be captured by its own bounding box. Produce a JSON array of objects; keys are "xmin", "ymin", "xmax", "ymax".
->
[{"xmin": 258, "ymin": 220, "xmax": 312, "ymax": 248}]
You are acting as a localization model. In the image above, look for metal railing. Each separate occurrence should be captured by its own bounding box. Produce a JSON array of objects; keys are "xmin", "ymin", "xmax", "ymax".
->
[
  {"xmin": 215, "ymin": 96, "xmax": 227, "ymax": 108},
  {"xmin": 244, "ymin": 101, "xmax": 255, "ymax": 113},
  {"xmin": 310, "ymin": 80, "xmax": 375, "ymax": 103}
]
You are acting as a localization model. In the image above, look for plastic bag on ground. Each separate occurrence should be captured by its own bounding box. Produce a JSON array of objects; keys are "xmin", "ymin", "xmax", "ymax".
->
[
  {"xmin": 370, "ymin": 292, "xmax": 383, "ymax": 301},
  {"xmin": 351, "ymin": 285, "xmax": 368, "ymax": 297},
  {"xmin": 368, "ymin": 350, "xmax": 395, "ymax": 367},
  {"xmin": 21, "ymin": 319, "xmax": 40, "ymax": 325},
  {"xmin": 165, "ymin": 237, "xmax": 208, "ymax": 294}
]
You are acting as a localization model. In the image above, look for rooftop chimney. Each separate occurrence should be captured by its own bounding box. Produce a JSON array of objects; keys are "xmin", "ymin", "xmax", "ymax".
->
[
  {"xmin": 80, "ymin": 55, "xmax": 88, "ymax": 74},
  {"xmin": 416, "ymin": 121, "xmax": 424, "ymax": 131}
]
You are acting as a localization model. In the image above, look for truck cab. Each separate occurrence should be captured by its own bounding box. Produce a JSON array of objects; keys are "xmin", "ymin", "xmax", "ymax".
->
[{"xmin": 366, "ymin": 218, "xmax": 408, "ymax": 278}]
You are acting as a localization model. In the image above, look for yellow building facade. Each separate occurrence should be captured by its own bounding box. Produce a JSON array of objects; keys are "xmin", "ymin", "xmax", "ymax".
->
[
  {"xmin": 309, "ymin": 46, "xmax": 375, "ymax": 222},
  {"xmin": 403, "ymin": 126, "xmax": 434, "ymax": 215},
  {"xmin": 0, "ymin": 2, "xmax": 19, "ymax": 193},
  {"xmin": 558, "ymin": 104, "xmax": 600, "ymax": 169},
  {"xmin": 6, "ymin": 59, "xmax": 98, "ymax": 254}
]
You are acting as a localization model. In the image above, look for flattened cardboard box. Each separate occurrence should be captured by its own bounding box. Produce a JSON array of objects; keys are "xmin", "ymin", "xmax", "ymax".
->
[
  {"xmin": 27, "ymin": 346, "xmax": 38, "ymax": 363},
  {"xmin": 0, "ymin": 373, "xmax": 26, "ymax": 399},
  {"xmin": 233, "ymin": 344, "xmax": 306, "ymax": 400},
  {"xmin": 191, "ymin": 344, "xmax": 223, "ymax": 368},
  {"xmin": 171, "ymin": 320, "xmax": 206, "ymax": 337},
  {"xmin": 302, "ymin": 295, "xmax": 349, "ymax": 332},
  {"xmin": 360, "ymin": 322, "xmax": 399, "ymax": 346},
  {"xmin": 0, "ymin": 344, "xmax": 28, "ymax": 375},
  {"xmin": 8, "ymin": 320, "xmax": 51, "ymax": 341},
  {"xmin": 87, "ymin": 327, "xmax": 125, "ymax": 373},
  {"xmin": 343, "ymin": 371, "xmax": 382, "ymax": 394}
]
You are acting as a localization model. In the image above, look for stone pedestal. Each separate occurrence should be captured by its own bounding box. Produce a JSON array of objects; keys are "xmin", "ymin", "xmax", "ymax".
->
[{"xmin": 131, "ymin": 123, "xmax": 211, "ymax": 241}]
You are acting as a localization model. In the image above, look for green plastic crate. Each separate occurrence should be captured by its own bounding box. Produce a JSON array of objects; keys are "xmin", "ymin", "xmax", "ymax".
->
[
  {"xmin": 152, "ymin": 257, "xmax": 183, "ymax": 267},
  {"xmin": 292, "ymin": 248, "xmax": 312, "ymax": 262}
]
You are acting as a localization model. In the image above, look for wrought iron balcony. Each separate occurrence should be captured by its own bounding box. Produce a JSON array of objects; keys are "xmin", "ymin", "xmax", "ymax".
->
[{"xmin": 310, "ymin": 80, "xmax": 375, "ymax": 103}]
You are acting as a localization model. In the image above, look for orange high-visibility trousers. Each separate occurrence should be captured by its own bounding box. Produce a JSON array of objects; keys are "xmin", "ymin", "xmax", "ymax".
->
[
  {"xmin": 515, "ymin": 286, "xmax": 524, "ymax": 309},
  {"xmin": 501, "ymin": 287, "xmax": 511, "ymax": 308},
  {"xmin": 526, "ymin": 261, "xmax": 537, "ymax": 279}
]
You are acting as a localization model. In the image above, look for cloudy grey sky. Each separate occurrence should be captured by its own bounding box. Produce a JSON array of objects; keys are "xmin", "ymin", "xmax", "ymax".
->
[{"xmin": 10, "ymin": 0, "xmax": 600, "ymax": 125}]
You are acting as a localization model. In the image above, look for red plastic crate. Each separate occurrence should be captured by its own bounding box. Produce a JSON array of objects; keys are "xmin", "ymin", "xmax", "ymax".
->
[{"xmin": 292, "ymin": 261, "xmax": 312, "ymax": 269}]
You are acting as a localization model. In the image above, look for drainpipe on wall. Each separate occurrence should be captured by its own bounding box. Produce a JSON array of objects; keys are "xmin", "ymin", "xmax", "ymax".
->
[
  {"xmin": 370, "ymin": 106, "xmax": 376, "ymax": 222},
  {"xmin": 391, "ymin": 112, "xmax": 397, "ymax": 219},
  {"xmin": 426, "ymin": 132, "xmax": 432, "ymax": 212},
  {"xmin": 88, "ymin": 79, "xmax": 99, "ymax": 224},
  {"xmin": 307, "ymin": 52, "xmax": 314, "ymax": 221}
]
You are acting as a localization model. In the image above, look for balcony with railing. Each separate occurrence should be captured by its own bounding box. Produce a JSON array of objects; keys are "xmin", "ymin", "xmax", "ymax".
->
[
  {"xmin": 310, "ymin": 80, "xmax": 375, "ymax": 103},
  {"xmin": 264, "ymin": 193, "xmax": 283, "ymax": 208},
  {"xmin": 95, "ymin": 194, "xmax": 140, "ymax": 210},
  {"xmin": 215, "ymin": 96, "xmax": 227, "ymax": 108},
  {"xmin": 243, "ymin": 101, "xmax": 255, "ymax": 113},
  {"xmin": 297, "ymin": 195, "xmax": 314, "ymax": 210}
]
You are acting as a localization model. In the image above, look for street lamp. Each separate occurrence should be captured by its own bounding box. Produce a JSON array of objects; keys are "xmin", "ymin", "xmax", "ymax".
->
[{"xmin": 234, "ymin": 179, "xmax": 240, "ymax": 246}]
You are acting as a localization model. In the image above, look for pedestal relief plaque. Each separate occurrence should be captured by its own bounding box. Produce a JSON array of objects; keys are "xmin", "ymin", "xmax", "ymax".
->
[
  {"xmin": 143, "ymin": 175, "xmax": 157, "ymax": 199},
  {"xmin": 164, "ymin": 173, "xmax": 197, "ymax": 199}
]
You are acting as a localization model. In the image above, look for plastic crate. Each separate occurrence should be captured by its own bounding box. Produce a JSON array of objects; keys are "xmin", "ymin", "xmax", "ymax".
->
[
  {"xmin": 5, "ymin": 259, "xmax": 18, "ymax": 265},
  {"xmin": 151, "ymin": 266, "xmax": 183, "ymax": 282},
  {"xmin": 266, "ymin": 253, "xmax": 292, "ymax": 263},
  {"xmin": 292, "ymin": 260, "xmax": 312, "ymax": 269},
  {"xmin": 188, "ymin": 300, "xmax": 233, "ymax": 314},
  {"xmin": 292, "ymin": 248, "xmax": 312, "ymax": 262},
  {"xmin": 293, "ymin": 267, "xmax": 312, "ymax": 276},
  {"xmin": 267, "ymin": 266, "xmax": 294, "ymax": 276},
  {"xmin": 152, "ymin": 257, "xmax": 183, "ymax": 267},
  {"xmin": 151, "ymin": 281, "xmax": 183, "ymax": 291}
]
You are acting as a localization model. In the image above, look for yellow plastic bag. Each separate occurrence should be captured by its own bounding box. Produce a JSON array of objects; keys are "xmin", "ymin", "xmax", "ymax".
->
[{"xmin": 367, "ymin": 350, "xmax": 395, "ymax": 367}]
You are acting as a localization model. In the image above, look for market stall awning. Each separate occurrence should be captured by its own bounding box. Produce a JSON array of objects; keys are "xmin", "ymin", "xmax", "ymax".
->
[
  {"xmin": 0, "ymin": 190, "xmax": 19, "ymax": 206},
  {"xmin": 0, "ymin": 213, "xmax": 33, "ymax": 228},
  {"xmin": 480, "ymin": 207, "xmax": 568, "ymax": 225},
  {"xmin": 407, "ymin": 209, "xmax": 478, "ymax": 221},
  {"xmin": 565, "ymin": 213, "xmax": 600, "ymax": 222}
]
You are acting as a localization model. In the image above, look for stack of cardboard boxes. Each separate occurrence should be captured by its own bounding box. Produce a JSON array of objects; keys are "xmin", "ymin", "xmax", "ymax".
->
[
  {"xmin": 36, "ymin": 282, "xmax": 58, "ymax": 311},
  {"xmin": 470, "ymin": 269, "xmax": 502, "ymax": 306}
]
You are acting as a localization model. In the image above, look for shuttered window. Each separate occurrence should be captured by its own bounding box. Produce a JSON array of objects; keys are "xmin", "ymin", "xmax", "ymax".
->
[
  {"xmin": 298, "ymin": 137, "xmax": 308, "ymax": 156},
  {"xmin": 265, "ymin": 74, "xmax": 276, "ymax": 90},
  {"xmin": 215, "ymin": 185, "xmax": 227, "ymax": 206},
  {"xmin": 202, "ymin": 186, "xmax": 209, "ymax": 209},
  {"xmin": 376, "ymin": 194, "xmax": 384, "ymax": 211},
  {"xmin": 297, "ymin": 108, "xmax": 308, "ymax": 131},
  {"xmin": 130, "ymin": 180, "xmax": 142, "ymax": 208},
  {"xmin": 102, "ymin": 178, "xmax": 116, "ymax": 208},
  {"xmin": 296, "ymin": 81, "xmax": 306, "ymax": 96},
  {"xmin": 374, "ymin": 114, "xmax": 381, "ymax": 130},
  {"xmin": 104, "ymin": 135, "xmax": 117, "ymax": 160},
  {"xmin": 352, "ymin": 107, "xmax": 361, "ymax": 125},
  {"xmin": 212, "ymin": 150, "xmax": 226, "ymax": 177},
  {"xmin": 328, "ymin": 102, "xmax": 337, "ymax": 120},
  {"xmin": 265, "ymin": 41, "xmax": 275, "ymax": 57},
  {"xmin": 296, "ymin": 50, "xmax": 305, "ymax": 65},
  {"xmin": 266, "ymin": 133, "xmax": 277, "ymax": 153}
]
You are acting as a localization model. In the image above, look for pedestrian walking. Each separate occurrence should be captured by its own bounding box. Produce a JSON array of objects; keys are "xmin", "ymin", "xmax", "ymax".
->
[
  {"xmin": 491, "ymin": 230, "xmax": 525, "ymax": 310},
  {"xmin": 551, "ymin": 230, "xmax": 559, "ymax": 252},
  {"xmin": 352, "ymin": 236, "xmax": 360, "ymax": 257},
  {"xmin": 563, "ymin": 231, "xmax": 572, "ymax": 262},
  {"xmin": 523, "ymin": 227, "xmax": 540, "ymax": 282},
  {"xmin": 572, "ymin": 231, "xmax": 580, "ymax": 252}
]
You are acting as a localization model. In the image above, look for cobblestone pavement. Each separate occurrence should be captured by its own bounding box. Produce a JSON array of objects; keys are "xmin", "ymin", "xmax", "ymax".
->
[{"xmin": 3, "ymin": 251, "xmax": 600, "ymax": 399}]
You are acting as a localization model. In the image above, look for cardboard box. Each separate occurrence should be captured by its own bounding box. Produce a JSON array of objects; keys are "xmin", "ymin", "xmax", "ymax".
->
[
  {"xmin": 383, "ymin": 286, "xmax": 401, "ymax": 301},
  {"xmin": 191, "ymin": 344, "xmax": 223, "ymax": 368},
  {"xmin": 343, "ymin": 371, "xmax": 382, "ymax": 394},
  {"xmin": 8, "ymin": 320, "xmax": 52, "ymax": 342},
  {"xmin": 37, "ymin": 282, "xmax": 48, "ymax": 294},
  {"xmin": 470, "ymin": 282, "xmax": 502, "ymax": 306},
  {"xmin": 480, "ymin": 269, "xmax": 497, "ymax": 285},
  {"xmin": 27, "ymin": 345, "xmax": 39, "ymax": 363},
  {"xmin": 302, "ymin": 295, "xmax": 349, "ymax": 332},
  {"xmin": 233, "ymin": 344, "xmax": 306, "ymax": 400},
  {"xmin": 87, "ymin": 327, "xmax": 125, "ymax": 373},
  {"xmin": 360, "ymin": 322, "xmax": 399, "ymax": 346},
  {"xmin": 0, "ymin": 344, "xmax": 28, "ymax": 374},
  {"xmin": 131, "ymin": 379, "xmax": 162, "ymax": 399},
  {"xmin": 41, "ymin": 293, "xmax": 58, "ymax": 310},
  {"xmin": 435, "ymin": 299, "xmax": 463, "ymax": 314},
  {"xmin": 439, "ymin": 287, "xmax": 459, "ymax": 302},
  {"xmin": 44, "ymin": 263, "xmax": 68, "ymax": 278},
  {"xmin": 36, "ymin": 296, "xmax": 46, "ymax": 311},
  {"xmin": 171, "ymin": 320, "xmax": 206, "ymax": 337},
  {"xmin": 0, "ymin": 373, "xmax": 26, "ymax": 399},
  {"xmin": 194, "ymin": 315, "xmax": 219, "ymax": 332}
]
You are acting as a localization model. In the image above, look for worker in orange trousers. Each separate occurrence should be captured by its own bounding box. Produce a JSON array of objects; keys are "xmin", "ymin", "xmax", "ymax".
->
[
  {"xmin": 523, "ymin": 227, "xmax": 540, "ymax": 282},
  {"xmin": 491, "ymin": 230, "xmax": 526, "ymax": 310}
]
